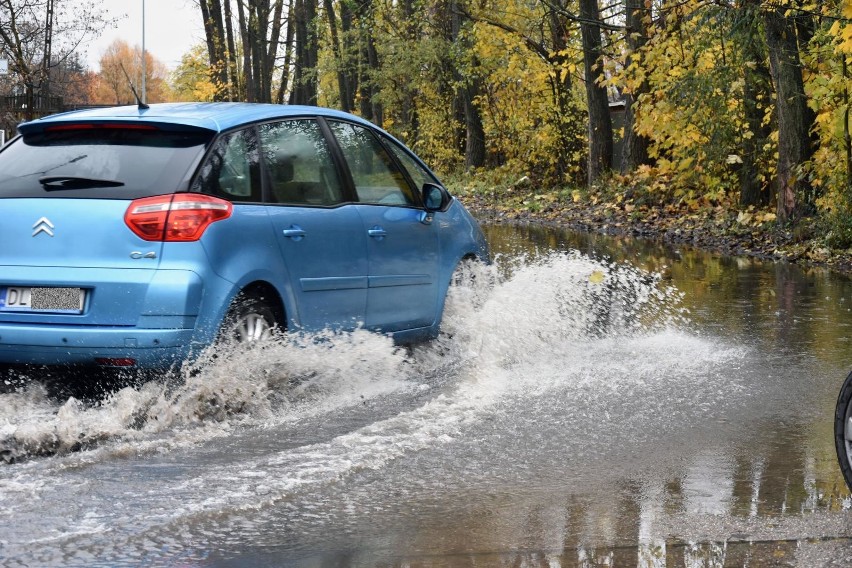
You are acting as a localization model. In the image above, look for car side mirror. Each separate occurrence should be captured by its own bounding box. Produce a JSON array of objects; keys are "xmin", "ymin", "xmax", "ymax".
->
[{"xmin": 422, "ymin": 183, "xmax": 452, "ymax": 213}]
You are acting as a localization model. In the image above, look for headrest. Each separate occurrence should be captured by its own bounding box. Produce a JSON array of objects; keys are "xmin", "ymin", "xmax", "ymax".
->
[{"xmin": 273, "ymin": 155, "xmax": 294, "ymax": 183}]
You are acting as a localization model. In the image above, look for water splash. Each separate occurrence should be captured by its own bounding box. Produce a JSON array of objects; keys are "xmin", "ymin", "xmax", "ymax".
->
[
  {"xmin": 427, "ymin": 251, "xmax": 686, "ymax": 369},
  {"xmin": 0, "ymin": 251, "xmax": 690, "ymax": 464}
]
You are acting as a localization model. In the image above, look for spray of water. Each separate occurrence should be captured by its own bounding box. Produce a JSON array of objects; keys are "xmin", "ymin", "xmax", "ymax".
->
[{"xmin": 0, "ymin": 250, "xmax": 691, "ymax": 464}]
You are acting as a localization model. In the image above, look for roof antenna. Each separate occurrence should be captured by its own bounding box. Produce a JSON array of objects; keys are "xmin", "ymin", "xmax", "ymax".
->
[{"xmin": 119, "ymin": 62, "xmax": 149, "ymax": 110}]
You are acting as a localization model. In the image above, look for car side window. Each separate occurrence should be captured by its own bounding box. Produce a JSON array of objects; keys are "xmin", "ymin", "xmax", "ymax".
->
[
  {"xmin": 383, "ymin": 136, "xmax": 440, "ymax": 192},
  {"xmin": 192, "ymin": 128, "xmax": 261, "ymax": 202},
  {"xmin": 259, "ymin": 119, "xmax": 345, "ymax": 206},
  {"xmin": 327, "ymin": 121, "xmax": 417, "ymax": 207}
]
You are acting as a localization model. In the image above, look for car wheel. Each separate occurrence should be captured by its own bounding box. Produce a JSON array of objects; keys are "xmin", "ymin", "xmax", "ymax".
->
[
  {"xmin": 834, "ymin": 370, "xmax": 852, "ymax": 490},
  {"xmin": 222, "ymin": 294, "xmax": 280, "ymax": 343},
  {"xmin": 450, "ymin": 257, "xmax": 480, "ymax": 289}
]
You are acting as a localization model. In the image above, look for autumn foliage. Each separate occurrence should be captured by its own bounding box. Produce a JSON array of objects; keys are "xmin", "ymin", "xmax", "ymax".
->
[
  {"xmin": 189, "ymin": 0, "xmax": 852, "ymax": 233},
  {"xmin": 3, "ymin": 0, "xmax": 852, "ymax": 243}
]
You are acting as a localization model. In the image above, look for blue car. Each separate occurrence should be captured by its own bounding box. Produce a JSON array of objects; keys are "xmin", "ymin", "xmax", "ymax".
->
[{"xmin": 0, "ymin": 103, "xmax": 488, "ymax": 370}]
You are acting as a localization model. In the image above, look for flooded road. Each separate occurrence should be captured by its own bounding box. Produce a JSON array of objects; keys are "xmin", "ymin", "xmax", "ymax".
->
[{"xmin": 2, "ymin": 222, "xmax": 852, "ymax": 566}]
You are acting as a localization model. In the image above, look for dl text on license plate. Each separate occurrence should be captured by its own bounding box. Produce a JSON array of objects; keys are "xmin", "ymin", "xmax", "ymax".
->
[{"xmin": 0, "ymin": 287, "xmax": 85, "ymax": 312}]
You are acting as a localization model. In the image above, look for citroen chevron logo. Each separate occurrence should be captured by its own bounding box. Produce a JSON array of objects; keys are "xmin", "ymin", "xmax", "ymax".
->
[{"xmin": 32, "ymin": 217, "xmax": 55, "ymax": 237}]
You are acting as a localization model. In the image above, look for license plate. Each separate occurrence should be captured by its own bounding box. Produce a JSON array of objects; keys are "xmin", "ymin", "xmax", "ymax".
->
[{"xmin": 0, "ymin": 286, "xmax": 85, "ymax": 313}]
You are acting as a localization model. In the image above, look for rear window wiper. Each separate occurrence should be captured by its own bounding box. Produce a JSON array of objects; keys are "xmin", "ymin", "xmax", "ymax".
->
[{"xmin": 38, "ymin": 176, "xmax": 125, "ymax": 190}]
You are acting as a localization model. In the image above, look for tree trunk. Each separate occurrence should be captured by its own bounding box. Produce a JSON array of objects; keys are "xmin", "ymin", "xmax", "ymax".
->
[
  {"xmin": 199, "ymin": 0, "xmax": 227, "ymax": 100},
  {"xmin": 340, "ymin": 1, "xmax": 358, "ymax": 112},
  {"xmin": 305, "ymin": 0, "xmax": 319, "ymax": 104},
  {"xmin": 845, "ymin": 57, "xmax": 852, "ymax": 192},
  {"xmin": 462, "ymin": 78, "xmax": 486, "ymax": 168},
  {"xmin": 276, "ymin": 0, "xmax": 296, "ymax": 104},
  {"xmin": 199, "ymin": 0, "xmax": 218, "ymax": 70},
  {"xmin": 209, "ymin": 0, "xmax": 229, "ymax": 95},
  {"xmin": 323, "ymin": 0, "xmax": 350, "ymax": 111},
  {"xmin": 739, "ymin": 56, "xmax": 773, "ymax": 206},
  {"xmin": 249, "ymin": 3, "xmax": 265, "ymax": 102},
  {"xmin": 545, "ymin": 4, "xmax": 579, "ymax": 181},
  {"xmin": 223, "ymin": 0, "xmax": 239, "ymax": 100},
  {"xmin": 264, "ymin": 0, "xmax": 285, "ymax": 103},
  {"xmin": 289, "ymin": 0, "xmax": 305, "ymax": 104},
  {"xmin": 289, "ymin": 0, "xmax": 318, "ymax": 105},
  {"xmin": 398, "ymin": 0, "xmax": 420, "ymax": 140},
  {"xmin": 236, "ymin": 0, "xmax": 255, "ymax": 101},
  {"xmin": 620, "ymin": 0, "xmax": 651, "ymax": 173},
  {"xmin": 445, "ymin": 0, "xmax": 484, "ymax": 167},
  {"xmin": 737, "ymin": 5, "xmax": 773, "ymax": 207},
  {"xmin": 763, "ymin": 7, "xmax": 817, "ymax": 220},
  {"xmin": 579, "ymin": 0, "xmax": 613, "ymax": 185},
  {"xmin": 366, "ymin": 35, "xmax": 382, "ymax": 124},
  {"xmin": 355, "ymin": 0, "xmax": 377, "ymax": 120}
]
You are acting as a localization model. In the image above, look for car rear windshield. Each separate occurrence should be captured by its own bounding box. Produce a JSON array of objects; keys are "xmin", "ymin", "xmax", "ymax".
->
[{"xmin": 0, "ymin": 125, "xmax": 213, "ymax": 199}]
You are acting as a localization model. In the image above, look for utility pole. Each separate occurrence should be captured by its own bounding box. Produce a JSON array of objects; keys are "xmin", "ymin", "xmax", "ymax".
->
[
  {"xmin": 141, "ymin": 0, "xmax": 147, "ymax": 103},
  {"xmin": 42, "ymin": 0, "xmax": 55, "ymax": 106},
  {"xmin": 43, "ymin": 0, "xmax": 54, "ymax": 79}
]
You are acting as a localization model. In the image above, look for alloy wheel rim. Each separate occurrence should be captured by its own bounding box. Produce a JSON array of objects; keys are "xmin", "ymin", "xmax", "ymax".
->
[
  {"xmin": 236, "ymin": 312, "xmax": 273, "ymax": 342},
  {"xmin": 844, "ymin": 399, "xmax": 852, "ymax": 469}
]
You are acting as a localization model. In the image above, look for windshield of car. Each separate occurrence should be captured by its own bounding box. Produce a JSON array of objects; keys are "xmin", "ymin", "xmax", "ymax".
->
[{"xmin": 0, "ymin": 125, "xmax": 213, "ymax": 199}]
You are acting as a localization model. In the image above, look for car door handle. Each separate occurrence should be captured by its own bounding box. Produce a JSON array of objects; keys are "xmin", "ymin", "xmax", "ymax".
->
[
  {"xmin": 368, "ymin": 226, "xmax": 387, "ymax": 240},
  {"xmin": 283, "ymin": 225, "xmax": 306, "ymax": 241}
]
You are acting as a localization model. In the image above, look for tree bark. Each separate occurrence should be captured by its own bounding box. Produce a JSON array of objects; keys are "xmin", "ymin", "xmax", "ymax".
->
[
  {"xmin": 323, "ymin": 0, "xmax": 350, "ymax": 111},
  {"xmin": 340, "ymin": 1, "xmax": 358, "ymax": 112},
  {"xmin": 199, "ymin": 0, "xmax": 218, "ymax": 71},
  {"xmin": 366, "ymin": 29, "xmax": 382, "ymax": 123},
  {"xmin": 249, "ymin": 3, "xmax": 265, "ymax": 102},
  {"xmin": 398, "ymin": 0, "xmax": 420, "ymax": 139},
  {"xmin": 264, "ymin": 0, "xmax": 285, "ymax": 103},
  {"xmin": 199, "ymin": 0, "xmax": 227, "ymax": 100},
  {"xmin": 223, "ymin": 0, "xmax": 239, "ymax": 100},
  {"xmin": 355, "ymin": 0, "xmax": 379, "ymax": 121},
  {"xmin": 276, "ymin": 0, "xmax": 296, "ymax": 104},
  {"xmin": 620, "ymin": 0, "xmax": 651, "ymax": 173},
  {"xmin": 288, "ymin": 0, "xmax": 305, "ymax": 104},
  {"xmin": 545, "ymin": 2, "xmax": 580, "ymax": 181},
  {"xmin": 763, "ymin": 6, "xmax": 817, "ymax": 220},
  {"xmin": 579, "ymin": 0, "xmax": 613, "ymax": 185},
  {"xmin": 209, "ymin": 0, "xmax": 229, "ymax": 95},
  {"xmin": 456, "ymin": 0, "xmax": 484, "ymax": 168},
  {"xmin": 236, "ymin": 0, "xmax": 255, "ymax": 101},
  {"xmin": 289, "ymin": 0, "xmax": 318, "ymax": 105},
  {"xmin": 739, "ymin": 55, "xmax": 773, "ymax": 206},
  {"xmin": 462, "ymin": 78, "xmax": 486, "ymax": 168}
]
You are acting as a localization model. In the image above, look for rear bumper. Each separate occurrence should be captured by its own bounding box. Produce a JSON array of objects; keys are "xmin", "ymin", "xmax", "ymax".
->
[{"xmin": 0, "ymin": 324, "xmax": 197, "ymax": 367}]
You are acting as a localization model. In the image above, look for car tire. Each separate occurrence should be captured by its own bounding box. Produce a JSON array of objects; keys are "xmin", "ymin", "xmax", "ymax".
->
[
  {"xmin": 834, "ymin": 370, "xmax": 852, "ymax": 490},
  {"xmin": 221, "ymin": 293, "xmax": 280, "ymax": 343},
  {"xmin": 450, "ymin": 257, "xmax": 480, "ymax": 289}
]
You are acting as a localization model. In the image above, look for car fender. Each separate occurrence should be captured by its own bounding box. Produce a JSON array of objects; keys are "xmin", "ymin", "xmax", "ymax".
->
[
  {"xmin": 431, "ymin": 198, "xmax": 489, "ymax": 329},
  {"xmin": 190, "ymin": 268, "xmax": 298, "ymax": 347}
]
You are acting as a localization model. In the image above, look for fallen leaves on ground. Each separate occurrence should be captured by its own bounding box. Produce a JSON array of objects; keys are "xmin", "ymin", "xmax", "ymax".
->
[{"xmin": 457, "ymin": 185, "xmax": 852, "ymax": 274}]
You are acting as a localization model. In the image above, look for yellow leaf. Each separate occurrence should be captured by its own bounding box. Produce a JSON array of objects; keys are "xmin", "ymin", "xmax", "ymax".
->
[{"xmin": 589, "ymin": 271, "xmax": 605, "ymax": 284}]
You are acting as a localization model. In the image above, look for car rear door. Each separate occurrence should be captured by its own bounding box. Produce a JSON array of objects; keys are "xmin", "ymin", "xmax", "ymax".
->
[
  {"xmin": 325, "ymin": 120, "xmax": 440, "ymax": 332},
  {"xmin": 259, "ymin": 119, "xmax": 368, "ymax": 331}
]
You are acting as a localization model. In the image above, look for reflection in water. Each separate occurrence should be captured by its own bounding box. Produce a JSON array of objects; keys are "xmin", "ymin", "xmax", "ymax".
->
[{"xmin": 465, "ymin": 223, "xmax": 852, "ymax": 567}]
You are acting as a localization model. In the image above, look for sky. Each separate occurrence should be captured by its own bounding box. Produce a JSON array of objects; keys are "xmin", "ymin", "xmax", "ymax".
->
[{"xmin": 79, "ymin": 0, "xmax": 205, "ymax": 71}]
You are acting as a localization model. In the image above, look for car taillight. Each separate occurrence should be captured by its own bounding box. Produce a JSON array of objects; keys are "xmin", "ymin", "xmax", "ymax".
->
[{"xmin": 125, "ymin": 194, "xmax": 232, "ymax": 242}]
